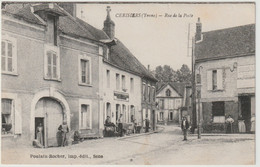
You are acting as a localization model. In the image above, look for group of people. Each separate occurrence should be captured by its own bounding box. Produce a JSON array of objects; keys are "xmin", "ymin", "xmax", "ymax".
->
[
  {"xmin": 34, "ymin": 121, "xmax": 69, "ymax": 148},
  {"xmin": 181, "ymin": 114, "xmax": 256, "ymax": 141},
  {"xmin": 104, "ymin": 113, "xmax": 151, "ymax": 137}
]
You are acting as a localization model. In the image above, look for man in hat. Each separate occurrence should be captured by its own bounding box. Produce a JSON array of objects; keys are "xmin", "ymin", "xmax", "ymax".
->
[{"xmin": 181, "ymin": 116, "xmax": 189, "ymax": 141}]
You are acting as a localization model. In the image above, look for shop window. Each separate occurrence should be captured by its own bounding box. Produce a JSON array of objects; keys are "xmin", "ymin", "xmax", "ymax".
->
[{"xmin": 212, "ymin": 101, "xmax": 225, "ymax": 123}]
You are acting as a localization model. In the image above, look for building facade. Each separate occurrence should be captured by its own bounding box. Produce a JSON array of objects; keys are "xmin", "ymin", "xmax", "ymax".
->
[
  {"xmin": 101, "ymin": 8, "xmax": 157, "ymax": 130},
  {"xmin": 194, "ymin": 19, "xmax": 255, "ymax": 133},
  {"xmin": 156, "ymin": 82, "xmax": 187, "ymax": 125},
  {"xmin": 1, "ymin": 3, "xmax": 157, "ymax": 147}
]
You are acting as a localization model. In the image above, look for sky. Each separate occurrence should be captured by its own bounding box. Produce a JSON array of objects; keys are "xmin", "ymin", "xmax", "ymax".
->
[{"xmin": 76, "ymin": 3, "xmax": 255, "ymax": 71}]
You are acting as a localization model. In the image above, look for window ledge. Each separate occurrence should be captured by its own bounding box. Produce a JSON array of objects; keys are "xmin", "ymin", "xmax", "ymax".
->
[
  {"xmin": 79, "ymin": 83, "xmax": 92, "ymax": 87},
  {"xmin": 44, "ymin": 77, "xmax": 61, "ymax": 82},
  {"xmin": 1, "ymin": 134, "xmax": 14, "ymax": 138},
  {"xmin": 209, "ymin": 89, "xmax": 224, "ymax": 92},
  {"xmin": 2, "ymin": 72, "xmax": 18, "ymax": 76}
]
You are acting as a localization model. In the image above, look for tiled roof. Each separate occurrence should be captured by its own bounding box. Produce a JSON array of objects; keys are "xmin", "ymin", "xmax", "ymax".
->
[
  {"xmin": 2, "ymin": 3, "xmax": 156, "ymax": 81},
  {"xmin": 195, "ymin": 24, "xmax": 255, "ymax": 62},
  {"xmin": 156, "ymin": 82, "xmax": 190, "ymax": 97},
  {"xmin": 106, "ymin": 40, "xmax": 157, "ymax": 81}
]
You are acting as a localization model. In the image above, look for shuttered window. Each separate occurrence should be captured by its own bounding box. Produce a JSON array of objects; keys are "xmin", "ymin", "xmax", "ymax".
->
[
  {"xmin": 207, "ymin": 69, "xmax": 224, "ymax": 91},
  {"xmin": 78, "ymin": 54, "xmax": 92, "ymax": 85},
  {"xmin": 1, "ymin": 35, "xmax": 17, "ymax": 74}
]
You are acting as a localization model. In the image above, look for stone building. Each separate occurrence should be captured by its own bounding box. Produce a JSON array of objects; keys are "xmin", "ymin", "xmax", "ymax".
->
[
  {"xmin": 1, "ymin": 3, "xmax": 157, "ymax": 148},
  {"xmin": 101, "ymin": 7, "xmax": 157, "ymax": 130},
  {"xmin": 194, "ymin": 18, "xmax": 255, "ymax": 133},
  {"xmin": 156, "ymin": 82, "xmax": 187, "ymax": 125}
]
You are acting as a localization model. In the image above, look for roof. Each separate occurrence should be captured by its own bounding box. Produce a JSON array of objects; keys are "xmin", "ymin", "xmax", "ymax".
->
[
  {"xmin": 2, "ymin": 3, "xmax": 156, "ymax": 81},
  {"xmin": 195, "ymin": 24, "xmax": 255, "ymax": 62},
  {"xmin": 156, "ymin": 82, "xmax": 190, "ymax": 97},
  {"xmin": 105, "ymin": 40, "xmax": 157, "ymax": 81},
  {"xmin": 2, "ymin": 3, "xmax": 109, "ymax": 41}
]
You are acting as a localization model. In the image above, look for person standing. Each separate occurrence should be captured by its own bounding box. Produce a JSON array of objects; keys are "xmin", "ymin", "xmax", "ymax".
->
[
  {"xmin": 144, "ymin": 114, "xmax": 150, "ymax": 133},
  {"xmin": 58, "ymin": 121, "xmax": 69, "ymax": 147},
  {"xmin": 250, "ymin": 114, "xmax": 255, "ymax": 133},
  {"xmin": 117, "ymin": 114, "xmax": 123, "ymax": 137},
  {"xmin": 181, "ymin": 116, "xmax": 189, "ymax": 141},
  {"xmin": 36, "ymin": 123, "xmax": 44, "ymax": 146},
  {"xmin": 226, "ymin": 115, "xmax": 234, "ymax": 134},
  {"xmin": 238, "ymin": 115, "xmax": 246, "ymax": 133}
]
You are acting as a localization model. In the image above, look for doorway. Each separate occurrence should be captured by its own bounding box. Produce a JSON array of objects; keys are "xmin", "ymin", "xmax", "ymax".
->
[
  {"xmin": 240, "ymin": 96, "xmax": 251, "ymax": 132},
  {"xmin": 35, "ymin": 97, "xmax": 64, "ymax": 147},
  {"xmin": 35, "ymin": 117, "xmax": 45, "ymax": 146}
]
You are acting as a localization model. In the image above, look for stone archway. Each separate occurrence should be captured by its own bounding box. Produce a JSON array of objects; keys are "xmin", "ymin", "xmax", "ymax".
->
[{"xmin": 30, "ymin": 88, "xmax": 70, "ymax": 142}]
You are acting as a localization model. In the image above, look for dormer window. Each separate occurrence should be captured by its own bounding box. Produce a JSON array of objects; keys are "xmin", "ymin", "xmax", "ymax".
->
[
  {"xmin": 46, "ymin": 14, "xmax": 58, "ymax": 46},
  {"xmin": 166, "ymin": 89, "xmax": 171, "ymax": 97}
]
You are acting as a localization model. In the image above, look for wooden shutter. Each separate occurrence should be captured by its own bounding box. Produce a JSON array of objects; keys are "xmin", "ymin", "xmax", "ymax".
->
[
  {"xmin": 14, "ymin": 99, "xmax": 22, "ymax": 134},
  {"xmin": 207, "ymin": 70, "xmax": 213, "ymax": 90},
  {"xmin": 217, "ymin": 69, "xmax": 223, "ymax": 90}
]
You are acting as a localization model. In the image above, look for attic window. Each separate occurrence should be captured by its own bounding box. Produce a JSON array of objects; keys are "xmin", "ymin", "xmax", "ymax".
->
[
  {"xmin": 166, "ymin": 89, "xmax": 171, "ymax": 97},
  {"xmin": 46, "ymin": 14, "xmax": 58, "ymax": 46}
]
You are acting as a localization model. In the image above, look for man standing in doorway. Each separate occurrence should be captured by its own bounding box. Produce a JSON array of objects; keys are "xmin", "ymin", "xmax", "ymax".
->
[
  {"xmin": 145, "ymin": 114, "xmax": 150, "ymax": 133},
  {"xmin": 181, "ymin": 116, "xmax": 189, "ymax": 141}
]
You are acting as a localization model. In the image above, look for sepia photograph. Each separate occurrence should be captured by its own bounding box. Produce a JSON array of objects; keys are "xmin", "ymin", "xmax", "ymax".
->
[{"xmin": 1, "ymin": 1, "xmax": 256, "ymax": 165}]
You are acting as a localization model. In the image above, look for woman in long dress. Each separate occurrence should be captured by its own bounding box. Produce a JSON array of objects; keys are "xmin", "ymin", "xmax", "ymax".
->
[
  {"xmin": 250, "ymin": 114, "xmax": 255, "ymax": 133},
  {"xmin": 226, "ymin": 115, "xmax": 234, "ymax": 133},
  {"xmin": 238, "ymin": 115, "xmax": 246, "ymax": 133},
  {"xmin": 36, "ymin": 123, "xmax": 44, "ymax": 146}
]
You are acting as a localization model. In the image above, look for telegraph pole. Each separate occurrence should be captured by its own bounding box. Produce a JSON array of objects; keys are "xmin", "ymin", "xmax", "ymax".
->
[{"xmin": 191, "ymin": 36, "xmax": 197, "ymax": 134}]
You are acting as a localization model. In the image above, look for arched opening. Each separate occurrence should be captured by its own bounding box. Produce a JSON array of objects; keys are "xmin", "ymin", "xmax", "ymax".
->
[{"xmin": 35, "ymin": 97, "xmax": 64, "ymax": 147}]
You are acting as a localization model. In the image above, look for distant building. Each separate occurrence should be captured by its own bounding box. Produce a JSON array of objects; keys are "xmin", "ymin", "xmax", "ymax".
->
[
  {"xmin": 194, "ymin": 19, "xmax": 255, "ymax": 133},
  {"xmin": 156, "ymin": 82, "xmax": 188, "ymax": 125}
]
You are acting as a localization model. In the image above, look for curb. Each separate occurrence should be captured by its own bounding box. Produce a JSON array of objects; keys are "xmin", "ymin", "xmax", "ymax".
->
[{"xmin": 116, "ymin": 126, "xmax": 165, "ymax": 140}]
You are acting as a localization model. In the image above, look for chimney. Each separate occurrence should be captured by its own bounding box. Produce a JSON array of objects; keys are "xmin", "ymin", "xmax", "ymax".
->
[
  {"xmin": 58, "ymin": 2, "xmax": 76, "ymax": 17},
  {"xmin": 103, "ymin": 6, "xmax": 115, "ymax": 39},
  {"xmin": 195, "ymin": 17, "xmax": 202, "ymax": 42}
]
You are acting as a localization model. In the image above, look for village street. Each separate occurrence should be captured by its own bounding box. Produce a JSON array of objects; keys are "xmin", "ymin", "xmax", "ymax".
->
[{"xmin": 2, "ymin": 125, "xmax": 255, "ymax": 165}]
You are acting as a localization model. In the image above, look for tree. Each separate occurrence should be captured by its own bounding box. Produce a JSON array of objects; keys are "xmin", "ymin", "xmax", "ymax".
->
[
  {"xmin": 175, "ymin": 64, "xmax": 192, "ymax": 82},
  {"xmin": 153, "ymin": 64, "xmax": 191, "ymax": 83}
]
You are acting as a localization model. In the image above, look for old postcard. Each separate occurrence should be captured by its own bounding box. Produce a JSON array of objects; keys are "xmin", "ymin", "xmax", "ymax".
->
[{"xmin": 1, "ymin": 1, "xmax": 256, "ymax": 165}]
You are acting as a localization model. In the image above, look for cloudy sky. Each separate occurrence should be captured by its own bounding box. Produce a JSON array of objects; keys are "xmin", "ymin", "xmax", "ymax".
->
[{"xmin": 77, "ymin": 3, "xmax": 255, "ymax": 70}]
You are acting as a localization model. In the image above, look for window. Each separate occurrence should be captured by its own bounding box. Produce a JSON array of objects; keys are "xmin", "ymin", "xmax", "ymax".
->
[
  {"xmin": 142, "ymin": 83, "xmax": 146, "ymax": 101},
  {"xmin": 79, "ymin": 99, "xmax": 92, "ymax": 129},
  {"xmin": 212, "ymin": 70, "xmax": 217, "ymax": 90},
  {"xmin": 2, "ymin": 35, "xmax": 17, "ymax": 74},
  {"xmin": 116, "ymin": 73, "xmax": 120, "ymax": 90},
  {"xmin": 150, "ymin": 87, "xmax": 154, "ymax": 102},
  {"xmin": 207, "ymin": 69, "xmax": 223, "ymax": 91},
  {"xmin": 130, "ymin": 78, "xmax": 134, "ymax": 93},
  {"xmin": 78, "ymin": 54, "xmax": 92, "ymax": 85},
  {"xmin": 44, "ymin": 44, "xmax": 60, "ymax": 80},
  {"xmin": 196, "ymin": 74, "xmax": 201, "ymax": 84},
  {"xmin": 169, "ymin": 99, "xmax": 174, "ymax": 109},
  {"xmin": 147, "ymin": 86, "xmax": 151, "ymax": 102},
  {"xmin": 166, "ymin": 89, "xmax": 171, "ymax": 97},
  {"xmin": 152, "ymin": 87, "xmax": 156, "ymax": 102},
  {"xmin": 106, "ymin": 70, "xmax": 110, "ymax": 88},
  {"xmin": 98, "ymin": 46, "xmax": 103, "ymax": 55},
  {"xmin": 159, "ymin": 112, "xmax": 164, "ymax": 121},
  {"xmin": 170, "ymin": 112, "xmax": 173, "ymax": 121},
  {"xmin": 212, "ymin": 101, "xmax": 225, "ymax": 123},
  {"xmin": 80, "ymin": 104, "xmax": 90, "ymax": 129},
  {"xmin": 46, "ymin": 14, "xmax": 57, "ymax": 46},
  {"xmin": 2, "ymin": 99, "xmax": 13, "ymax": 134},
  {"xmin": 159, "ymin": 99, "xmax": 164, "ymax": 109},
  {"xmin": 122, "ymin": 75, "xmax": 126, "ymax": 91},
  {"xmin": 1, "ymin": 95, "xmax": 22, "ymax": 135}
]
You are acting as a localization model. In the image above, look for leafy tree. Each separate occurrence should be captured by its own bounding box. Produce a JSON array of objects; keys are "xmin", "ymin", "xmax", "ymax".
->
[{"xmin": 152, "ymin": 64, "xmax": 191, "ymax": 84}]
